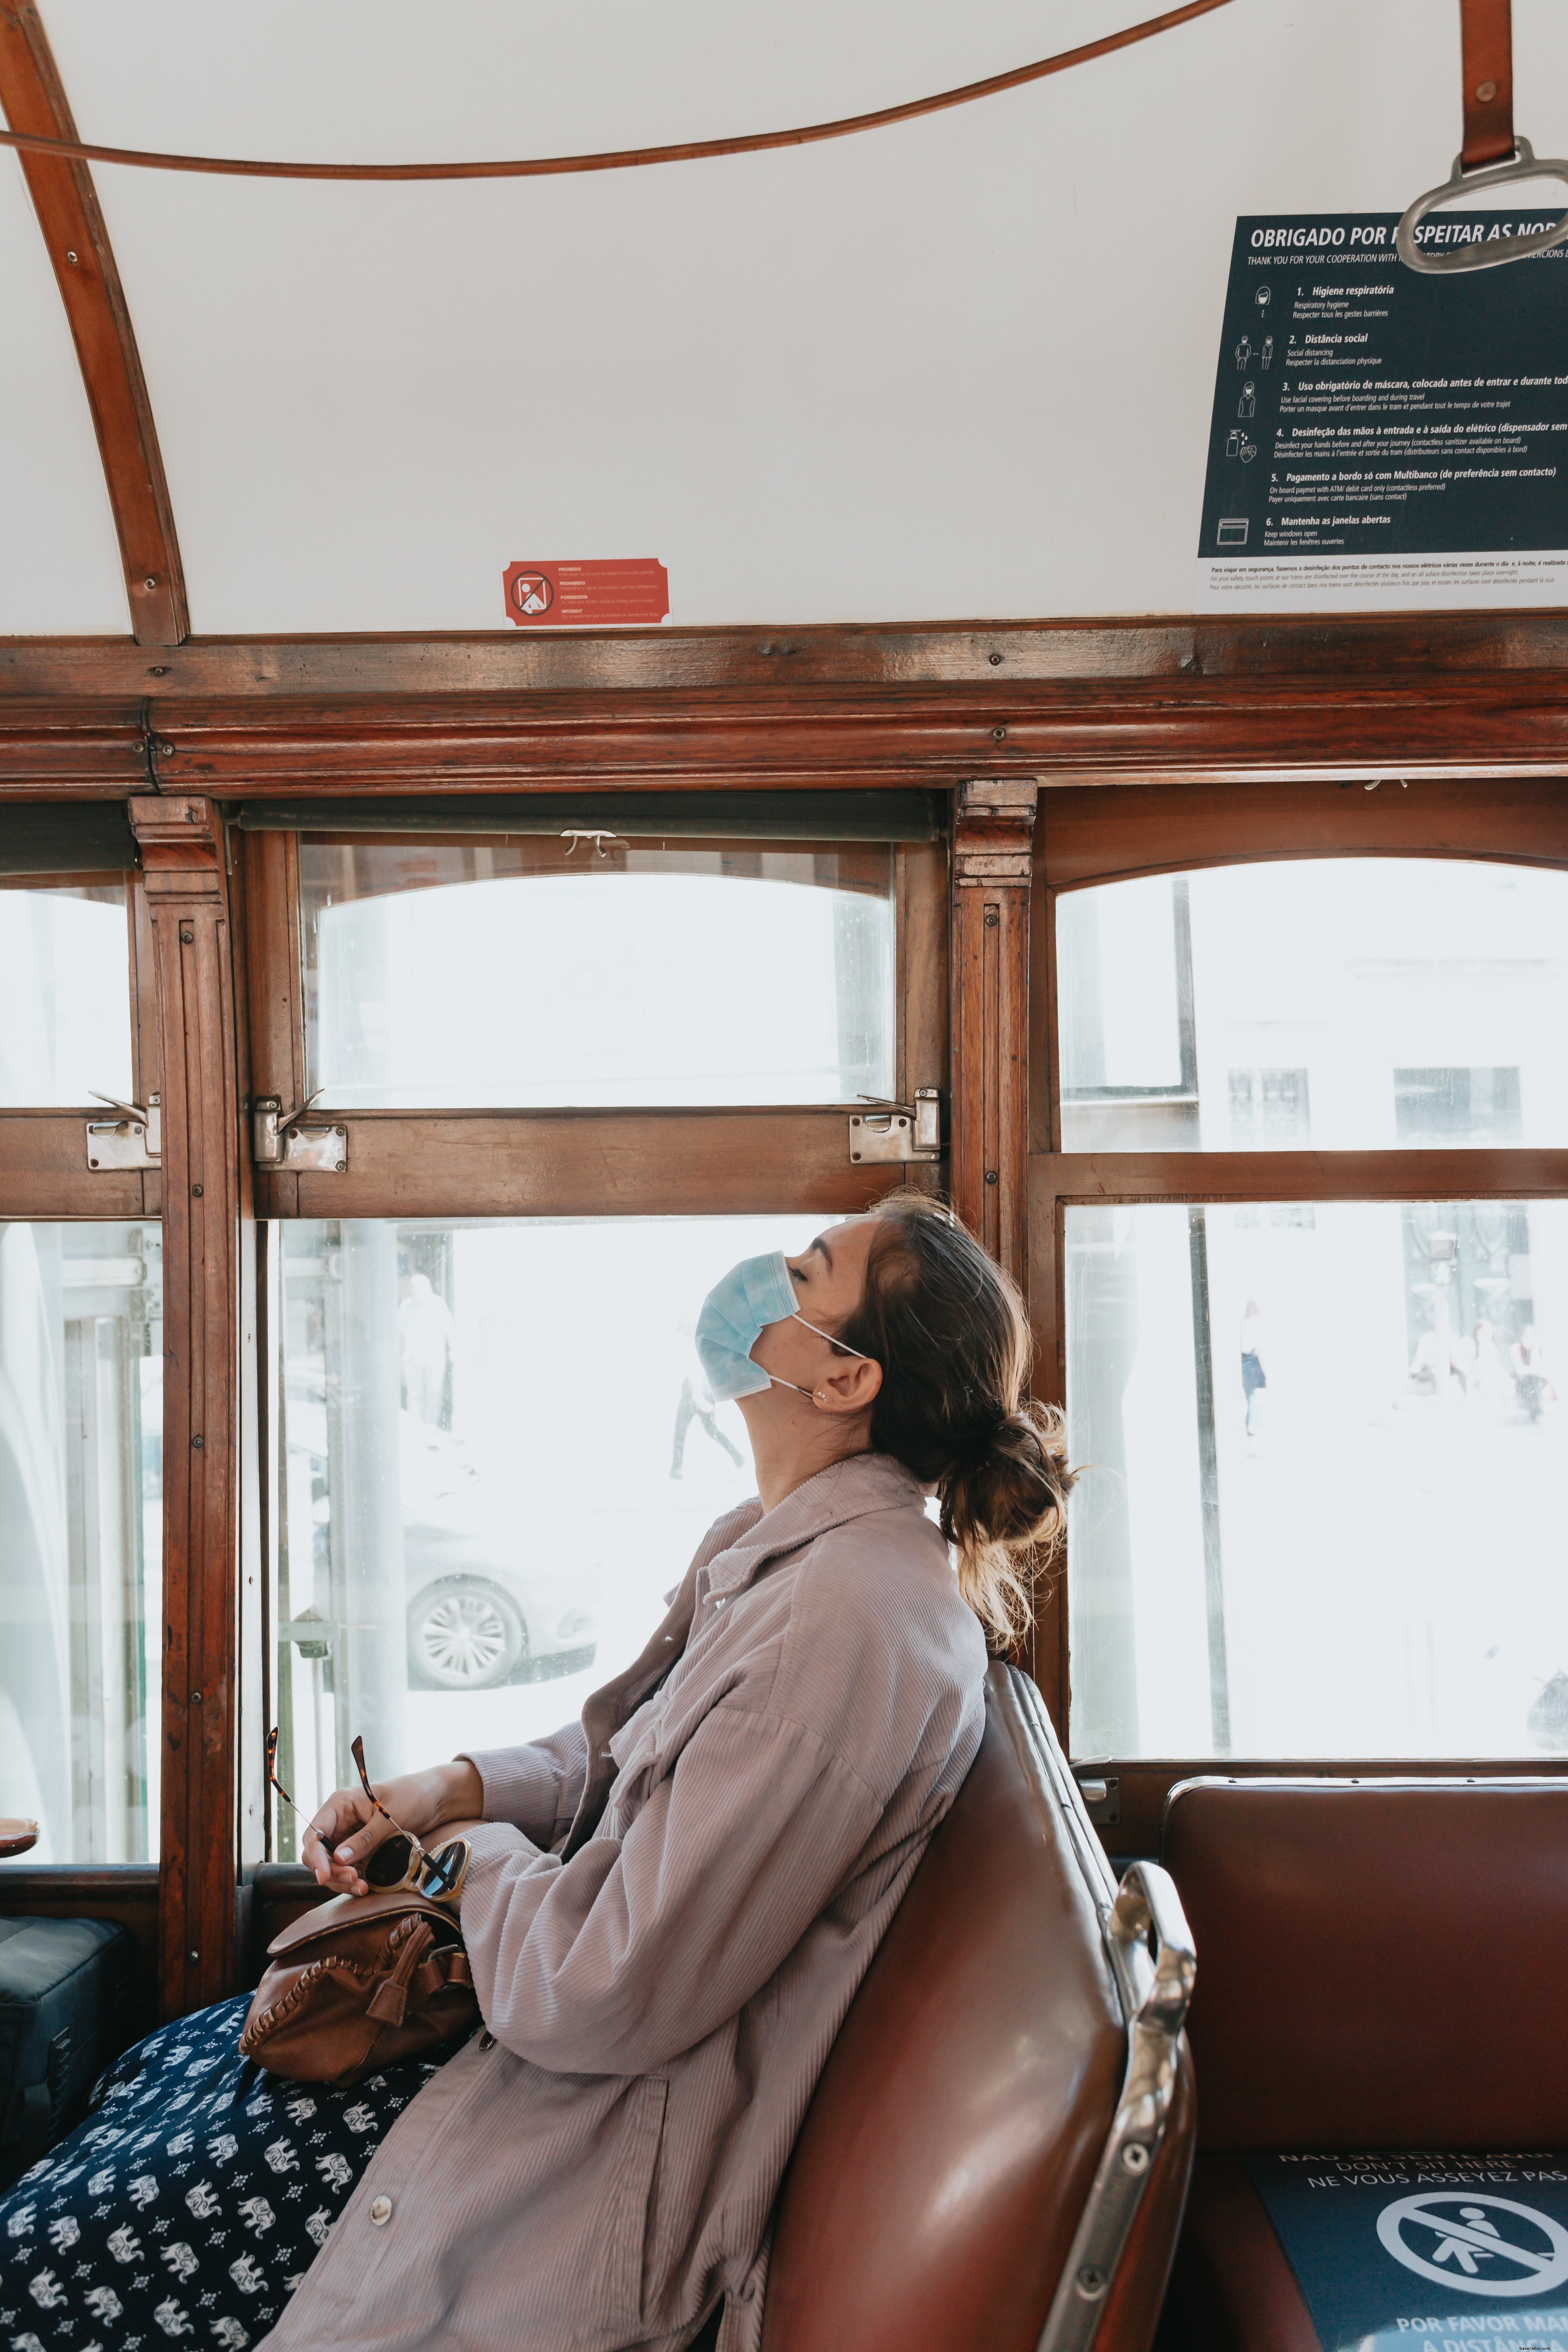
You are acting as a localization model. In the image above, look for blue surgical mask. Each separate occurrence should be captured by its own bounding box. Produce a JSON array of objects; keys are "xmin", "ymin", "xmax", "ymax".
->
[{"xmin": 695, "ymin": 1249, "xmax": 869, "ymax": 1405}]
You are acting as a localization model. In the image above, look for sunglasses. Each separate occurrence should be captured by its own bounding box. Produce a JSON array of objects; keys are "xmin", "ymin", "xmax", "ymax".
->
[{"xmin": 266, "ymin": 1727, "xmax": 472, "ymax": 1905}]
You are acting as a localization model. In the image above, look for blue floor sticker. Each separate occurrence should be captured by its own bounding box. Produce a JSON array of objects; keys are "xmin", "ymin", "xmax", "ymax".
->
[{"xmin": 1244, "ymin": 2153, "xmax": 1568, "ymax": 2351}]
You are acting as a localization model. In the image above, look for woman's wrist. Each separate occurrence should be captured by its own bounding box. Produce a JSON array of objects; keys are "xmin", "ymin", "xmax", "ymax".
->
[{"xmin": 437, "ymin": 1757, "xmax": 485, "ymax": 1826}]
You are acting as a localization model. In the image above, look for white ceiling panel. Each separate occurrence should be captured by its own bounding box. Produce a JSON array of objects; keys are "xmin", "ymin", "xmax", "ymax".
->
[
  {"xmin": 36, "ymin": 0, "xmax": 1568, "ymax": 631},
  {"xmin": 0, "ymin": 150, "xmax": 129, "ymax": 633}
]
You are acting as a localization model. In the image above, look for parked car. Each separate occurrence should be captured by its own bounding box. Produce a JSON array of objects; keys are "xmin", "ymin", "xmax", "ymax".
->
[{"xmin": 285, "ymin": 1381, "xmax": 597, "ymax": 1692}]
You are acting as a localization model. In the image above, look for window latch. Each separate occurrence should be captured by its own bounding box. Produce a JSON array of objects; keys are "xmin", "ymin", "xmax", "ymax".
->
[
  {"xmin": 252, "ymin": 1094, "xmax": 349, "ymax": 1173},
  {"xmin": 86, "ymin": 1091, "xmax": 160, "ymax": 1170},
  {"xmin": 848, "ymin": 1087, "xmax": 943, "ymax": 1164}
]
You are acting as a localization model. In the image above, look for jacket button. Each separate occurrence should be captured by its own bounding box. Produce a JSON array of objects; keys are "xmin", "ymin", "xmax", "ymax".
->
[{"xmin": 369, "ymin": 2196, "xmax": 393, "ymax": 2226}]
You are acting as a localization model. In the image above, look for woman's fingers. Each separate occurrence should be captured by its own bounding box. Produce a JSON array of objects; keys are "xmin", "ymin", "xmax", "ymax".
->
[
  {"xmin": 297, "ymin": 1767, "xmax": 461, "ymax": 1896},
  {"xmin": 301, "ymin": 1788, "xmax": 383, "ymax": 1892}
]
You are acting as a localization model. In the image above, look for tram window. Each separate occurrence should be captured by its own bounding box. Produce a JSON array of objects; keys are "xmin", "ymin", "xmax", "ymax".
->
[
  {"xmin": 266, "ymin": 1212, "xmax": 825, "ymax": 1856},
  {"xmin": 1064, "ymin": 1197, "xmax": 1568, "ymax": 1761},
  {"xmin": 297, "ymin": 836, "xmax": 896, "ymax": 1109},
  {"xmin": 0, "ymin": 878, "xmax": 133, "ymax": 1106},
  {"xmin": 1057, "ymin": 858, "xmax": 1568, "ymax": 1150},
  {"xmin": 0, "ymin": 1221, "xmax": 163, "ymax": 1862}
]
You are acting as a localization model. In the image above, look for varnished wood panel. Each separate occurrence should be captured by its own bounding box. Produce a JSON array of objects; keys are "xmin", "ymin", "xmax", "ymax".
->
[
  {"xmin": 10, "ymin": 612, "xmax": 1568, "ymax": 698},
  {"xmin": 131, "ymin": 794, "xmax": 242, "ymax": 2015},
  {"xmin": 238, "ymin": 828, "xmax": 304, "ymax": 1114},
  {"xmin": 255, "ymin": 1110, "xmax": 911, "ymax": 1222},
  {"xmin": 1032, "ymin": 1147, "xmax": 1568, "ymax": 1204},
  {"xmin": 0, "ymin": 1110, "xmax": 148, "ymax": 1218},
  {"xmin": 0, "ymin": 703, "xmax": 147, "ymax": 790},
  {"xmin": 900, "ymin": 841, "xmax": 949, "ymax": 1114},
  {"xmin": 0, "ymin": 13, "xmax": 185, "ymax": 645},
  {"xmin": 1039, "ymin": 776, "xmax": 1568, "ymax": 888},
  {"xmin": 949, "ymin": 784, "xmax": 1035, "ymax": 1283},
  {"xmin": 9, "ymin": 652, "xmax": 1568, "ymax": 793},
  {"xmin": 128, "ymin": 873, "xmax": 159, "ymax": 1113},
  {"xmin": 127, "ymin": 681, "xmax": 1568, "ymax": 793}
]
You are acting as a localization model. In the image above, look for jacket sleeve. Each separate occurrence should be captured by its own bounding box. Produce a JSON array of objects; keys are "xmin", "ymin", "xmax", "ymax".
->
[
  {"xmin": 456, "ymin": 1702, "xmax": 887, "ymax": 2075},
  {"xmin": 458, "ymin": 1720, "xmax": 588, "ymax": 1850}
]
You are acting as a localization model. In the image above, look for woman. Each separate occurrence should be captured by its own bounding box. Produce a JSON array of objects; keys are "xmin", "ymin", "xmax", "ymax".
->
[{"xmin": 1, "ymin": 1197, "xmax": 1072, "ymax": 2352}]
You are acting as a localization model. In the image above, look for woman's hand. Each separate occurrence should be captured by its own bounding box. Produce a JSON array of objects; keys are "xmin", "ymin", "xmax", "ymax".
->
[{"xmin": 300, "ymin": 1759, "xmax": 484, "ymax": 1896}]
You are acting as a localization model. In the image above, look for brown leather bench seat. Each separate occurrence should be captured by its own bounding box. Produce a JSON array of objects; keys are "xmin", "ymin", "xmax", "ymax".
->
[
  {"xmin": 1161, "ymin": 1776, "xmax": 1568, "ymax": 2352},
  {"xmin": 757, "ymin": 1662, "xmax": 1196, "ymax": 2352}
]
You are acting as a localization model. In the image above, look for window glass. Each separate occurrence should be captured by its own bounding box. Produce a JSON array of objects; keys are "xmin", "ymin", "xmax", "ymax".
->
[
  {"xmin": 1066, "ymin": 1197, "xmax": 1568, "ymax": 1760},
  {"xmin": 299, "ymin": 837, "xmax": 895, "ymax": 1108},
  {"xmin": 0, "ymin": 881, "xmax": 132, "ymax": 1107},
  {"xmin": 1057, "ymin": 860, "xmax": 1568, "ymax": 1150},
  {"xmin": 0, "ymin": 1221, "xmax": 162, "ymax": 1862},
  {"xmin": 268, "ymin": 1213, "xmax": 826, "ymax": 1853}
]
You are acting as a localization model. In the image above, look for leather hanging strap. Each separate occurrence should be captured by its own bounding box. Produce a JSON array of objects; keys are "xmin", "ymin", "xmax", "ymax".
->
[{"xmin": 1460, "ymin": 0, "xmax": 1515, "ymax": 169}]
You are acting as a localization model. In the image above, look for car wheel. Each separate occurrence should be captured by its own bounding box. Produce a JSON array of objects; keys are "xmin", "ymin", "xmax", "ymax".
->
[{"xmin": 408, "ymin": 1580, "xmax": 528, "ymax": 1690}]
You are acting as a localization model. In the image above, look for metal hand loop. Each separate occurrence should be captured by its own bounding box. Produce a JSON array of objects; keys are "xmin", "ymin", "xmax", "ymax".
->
[{"xmin": 1397, "ymin": 136, "xmax": 1568, "ymax": 274}]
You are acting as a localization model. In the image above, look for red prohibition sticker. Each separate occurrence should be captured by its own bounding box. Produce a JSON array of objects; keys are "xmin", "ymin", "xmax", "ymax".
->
[{"xmin": 502, "ymin": 559, "xmax": 669, "ymax": 627}]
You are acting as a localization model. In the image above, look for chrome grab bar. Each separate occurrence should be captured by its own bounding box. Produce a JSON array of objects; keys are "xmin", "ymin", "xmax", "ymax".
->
[
  {"xmin": 1034, "ymin": 1859, "xmax": 1196, "ymax": 2352},
  {"xmin": 1396, "ymin": 136, "xmax": 1568, "ymax": 275},
  {"xmin": 989, "ymin": 1669, "xmax": 1197, "ymax": 2352}
]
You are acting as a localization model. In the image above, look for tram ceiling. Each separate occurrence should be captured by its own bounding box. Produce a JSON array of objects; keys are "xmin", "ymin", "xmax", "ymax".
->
[{"xmin": 9, "ymin": 0, "xmax": 1568, "ymax": 639}]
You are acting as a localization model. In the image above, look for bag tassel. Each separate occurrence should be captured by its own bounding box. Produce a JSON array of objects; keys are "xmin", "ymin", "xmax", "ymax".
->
[{"xmin": 365, "ymin": 1918, "xmax": 436, "ymax": 2028}]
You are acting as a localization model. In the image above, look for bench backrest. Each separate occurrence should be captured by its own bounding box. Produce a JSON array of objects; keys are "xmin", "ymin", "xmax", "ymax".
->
[
  {"xmin": 763, "ymin": 1663, "xmax": 1193, "ymax": 2352},
  {"xmin": 1163, "ymin": 1776, "xmax": 1568, "ymax": 2149}
]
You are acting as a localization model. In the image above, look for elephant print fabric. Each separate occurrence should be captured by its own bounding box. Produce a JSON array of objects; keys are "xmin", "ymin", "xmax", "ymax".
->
[{"xmin": 0, "ymin": 1993, "xmax": 463, "ymax": 2348}]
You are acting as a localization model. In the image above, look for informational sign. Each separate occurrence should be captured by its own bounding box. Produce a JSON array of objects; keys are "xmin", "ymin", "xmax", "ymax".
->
[
  {"xmin": 502, "ymin": 559, "xmax": 669, "ymax": 626},
  {"xmin": 1196, "ymin": 212, "xmax": 1568, "ymax": 610},
  {"xmin": 1245, "ymin": 2150, "xmax": 1568, "ymax": 2351}
]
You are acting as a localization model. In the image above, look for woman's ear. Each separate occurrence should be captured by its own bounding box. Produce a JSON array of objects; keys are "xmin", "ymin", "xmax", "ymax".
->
[{"xmin": 815, "ymin": 1354, "xmax": 882, "ymax": 1415}]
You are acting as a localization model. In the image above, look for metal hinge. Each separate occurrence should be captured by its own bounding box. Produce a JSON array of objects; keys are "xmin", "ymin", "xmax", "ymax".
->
[
  {"xmin": 848, "ymin": 1087, "xmax": 943, "ymax": 1164},
  {"xmin": 1073, "ymin": 1762, "xmax": 1121, "ymax": 1828},
  {"xmin": 86, "ymin": 1092, "xmax": 160, "ymax": 1170},
  {"xmin": 252, "ymin": 1095, "xmax": 349, "ymax": 1173}
]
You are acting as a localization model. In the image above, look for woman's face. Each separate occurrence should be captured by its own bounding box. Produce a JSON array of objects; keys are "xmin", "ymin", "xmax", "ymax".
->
[{"xmin": 747, "ymin": 1216, "xmax": 882, "ymax": 1408}]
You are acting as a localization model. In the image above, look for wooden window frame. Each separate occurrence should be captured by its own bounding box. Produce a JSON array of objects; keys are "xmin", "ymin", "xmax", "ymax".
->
[
  {"xmin": 3, "ymin": 610, "xmax": 1568, "ymax": 2010},
  {"xmin": 239, "ymin": 825, "xmax": 952, "ymax": 1222},
  {"xmin": 238, "ymin": 812, "xmax": 967, "ymax": 1923},
  {"xmin": 1028, "ymin": 777, "xmax": 1568, "ymax": 1849},
  {"xmin": 0, "ymin": 857, "xmax": 166, "ymax": 2020},
  {"xmin": 0, "ymin": 863, "xmax": 160, "ymax": 1215}
]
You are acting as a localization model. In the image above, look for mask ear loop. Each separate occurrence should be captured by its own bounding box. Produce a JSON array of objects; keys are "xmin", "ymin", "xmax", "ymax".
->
[{"xmin": 766, "ymin": 1313, "xmax": 875, "ymax": 1406}]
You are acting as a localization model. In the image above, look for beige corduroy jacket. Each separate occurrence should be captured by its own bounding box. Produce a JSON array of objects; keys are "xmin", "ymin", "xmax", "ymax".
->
[{"xmin": 261, "ymin": 1451, "xmax": 986, "ymax": 2352}]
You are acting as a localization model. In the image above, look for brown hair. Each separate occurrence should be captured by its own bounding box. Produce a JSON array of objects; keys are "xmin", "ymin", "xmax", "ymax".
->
[{"xmin": 834, "ymin": 1194, "xmax": 1075, "ymax": 1649}]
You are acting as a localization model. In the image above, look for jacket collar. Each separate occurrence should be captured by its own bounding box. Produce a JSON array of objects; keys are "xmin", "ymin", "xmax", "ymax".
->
[{"xmin": 704, "ymin": 1452, "xmax": 926, "ymax": 1598}]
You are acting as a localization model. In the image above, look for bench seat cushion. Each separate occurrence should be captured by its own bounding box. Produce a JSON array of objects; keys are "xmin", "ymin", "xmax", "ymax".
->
[{"xmin": 1177, "ymin": 2151, "xmax": 1568, "ymax": 2352}]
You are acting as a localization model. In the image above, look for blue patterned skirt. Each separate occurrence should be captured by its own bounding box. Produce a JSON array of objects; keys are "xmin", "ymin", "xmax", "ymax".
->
[{"xmin": 0, "ymin": 1993, "xmax": 462, "ymax": 2350}]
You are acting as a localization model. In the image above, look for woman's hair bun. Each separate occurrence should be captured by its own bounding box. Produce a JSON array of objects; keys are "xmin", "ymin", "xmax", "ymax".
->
[
  {"xmin": 836, "ymin": 1199, "xmax": 1077, "ymax": 1649},
  {"xmin": 946, "ymin": 1400, "xmax": 1072, "ymax": 1548}
]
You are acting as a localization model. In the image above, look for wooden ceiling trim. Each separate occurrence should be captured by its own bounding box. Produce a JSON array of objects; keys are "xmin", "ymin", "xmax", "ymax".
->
[
  {"xmin": 114, "ymin": 676, "xmax": 1568, "ymax": 790},
  {"xmin": 6, "ymin": 613, "xmax": 1568, "ymax": 699},
  {"xmin": 6, "ymin": 675, "xmax": 1568, "ymax": 790},
  {"xmin": 0, "ymin": 696, "xmax": 147, "ymax": 787},
  {"xmin": 0, "ymin": 5, "xmax": 187, "ymax": 646}
]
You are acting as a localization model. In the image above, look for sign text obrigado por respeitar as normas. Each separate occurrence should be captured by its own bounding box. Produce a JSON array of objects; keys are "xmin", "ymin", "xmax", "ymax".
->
[{"xmin": 1195, "ymin": 211, "xmax": 1568, "ymax": 612}]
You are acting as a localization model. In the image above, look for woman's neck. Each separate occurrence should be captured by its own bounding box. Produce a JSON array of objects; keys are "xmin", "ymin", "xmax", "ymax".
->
[{"xmin": 739, "ymin": 1393, "xmax": 873, "ymax": 1515}]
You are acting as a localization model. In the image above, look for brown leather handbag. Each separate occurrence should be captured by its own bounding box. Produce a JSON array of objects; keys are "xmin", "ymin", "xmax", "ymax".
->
[{"xmin": 239, "ymin": 1828, "xmax": 483, "ymax": 2089}]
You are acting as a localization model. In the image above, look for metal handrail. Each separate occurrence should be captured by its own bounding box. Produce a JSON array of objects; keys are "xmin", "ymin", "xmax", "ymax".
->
[
  {"xmin": 989, "ymin": 1669, "xmax": 1196, "ymax": 2352},
  {"xmin": 1035, "ymin": 1861, "xmax": 1196, "ymax": 2352}
]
